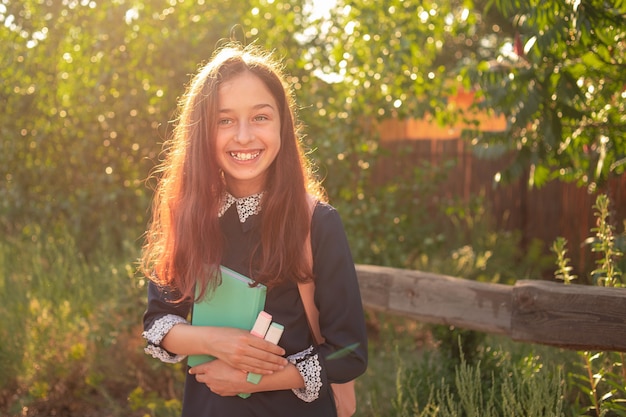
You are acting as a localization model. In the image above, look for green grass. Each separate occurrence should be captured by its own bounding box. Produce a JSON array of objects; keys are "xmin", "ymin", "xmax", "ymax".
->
[
  {"xmin": 355, "ymin": 311, "xmax": 435, "ymax": 417},
  {"xmin": 354, "ymin": 310, "xmax": 577, "ymax": 417},
  {"xmin": 0, "ymin": 224, "xmax": 168, "ymax": 416}
]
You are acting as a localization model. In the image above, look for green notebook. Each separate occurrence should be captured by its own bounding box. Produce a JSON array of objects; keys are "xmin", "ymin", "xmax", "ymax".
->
[{"xmin": 187, "ymin": 265, "xmax": 267, "ymax": 367}]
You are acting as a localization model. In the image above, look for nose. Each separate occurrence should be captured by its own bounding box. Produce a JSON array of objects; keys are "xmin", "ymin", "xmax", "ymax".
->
[{"xmin": 234, "ymin": 121, "xmax": 252, "ymax": 144}]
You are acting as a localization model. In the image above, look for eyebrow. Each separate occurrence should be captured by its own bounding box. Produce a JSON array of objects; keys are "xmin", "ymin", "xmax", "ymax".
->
[{"xmin": 219, "ymin": 103, "xmax": 276, "ymax": 113}]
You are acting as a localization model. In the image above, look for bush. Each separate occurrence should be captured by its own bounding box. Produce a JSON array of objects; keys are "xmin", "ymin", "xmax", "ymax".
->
[
  {"xmin": 392, "ymin": 337, "xmax": 569, "ymax": 417},
  {"xmin": 0, "ymin": 225, "xmax": 184, "ymax": 416}
]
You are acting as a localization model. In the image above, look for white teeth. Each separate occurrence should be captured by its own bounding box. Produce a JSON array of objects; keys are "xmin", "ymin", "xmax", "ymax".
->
[{"xmin": 230, "ymin": 151, "xmax": 260, "ymax": 161}]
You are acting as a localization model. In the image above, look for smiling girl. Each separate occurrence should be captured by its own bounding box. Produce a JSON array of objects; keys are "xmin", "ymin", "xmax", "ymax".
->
[{"xmin": 140, "ymin": 44, "xmax": 367, "ymax": 417}]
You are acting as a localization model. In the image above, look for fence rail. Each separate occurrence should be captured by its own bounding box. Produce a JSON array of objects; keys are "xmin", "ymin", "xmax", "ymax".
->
[{"xmin": 356, "ymin": 264, "xmax": 626, "ymax": 352}]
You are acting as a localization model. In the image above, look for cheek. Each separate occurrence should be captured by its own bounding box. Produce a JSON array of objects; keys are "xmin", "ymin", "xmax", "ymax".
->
[
  {"xmin": 274, "ymin": 127, "xmax": 282, "ymax": 149},
  {"xmin": 272, "ymin": 136, "xmax": 282, "ymax": 158},
  {"xmin": 214, "ymin": 131, "xmax": 225, "ymax": 147},
  {"xmin": 214, "ymin": 133, "xmax": 229, "ymax": 154},
  {"xmin": 212, "ymin": 135, "xmax": 228, "ymax": 166}
]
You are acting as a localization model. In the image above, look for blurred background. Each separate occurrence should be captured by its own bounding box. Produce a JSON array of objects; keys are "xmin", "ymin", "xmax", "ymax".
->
[{"xmin": 1, "ymin": 0, "xmax": 624, "ymax": 416}]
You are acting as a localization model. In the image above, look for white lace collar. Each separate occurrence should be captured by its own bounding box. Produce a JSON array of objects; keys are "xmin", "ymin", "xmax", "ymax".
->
[{"xmin": 218, "ymin": 192, "xmax": 263, "ymax": 223}]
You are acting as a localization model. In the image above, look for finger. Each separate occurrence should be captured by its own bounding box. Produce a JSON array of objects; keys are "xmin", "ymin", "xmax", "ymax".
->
[
  {"xmin": 188, "ymin": 364, "xmax": 209, "ymax": 374},
  {"xmin": 192, "ymin": 371, "xmax": 204, "ymax": 383},
  {"xmin": 243, "ymin": 357, "xmax": 288, "ymax": 374},
  {"xmin": 246, "ymin": 336, "xmax": 286, "ymax": 356},
  {"xmin": 241, "ymin": 349, "xmax": 288, "ymax": 369}
]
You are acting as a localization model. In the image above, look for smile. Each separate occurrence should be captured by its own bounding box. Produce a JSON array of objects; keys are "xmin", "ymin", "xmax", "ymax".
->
[{"xmin": 229, "ymin": 151, "xmax": 261, "ymax": 161}]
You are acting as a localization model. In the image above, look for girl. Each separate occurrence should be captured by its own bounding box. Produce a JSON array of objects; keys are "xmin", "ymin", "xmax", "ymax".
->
[{"xmin": 141, "ymin": 44, "xmax": 368, "ymax": 416}]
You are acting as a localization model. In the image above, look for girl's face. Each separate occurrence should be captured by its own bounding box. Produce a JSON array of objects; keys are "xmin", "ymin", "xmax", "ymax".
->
[{"xmin": 215, "ymin": 71, "xmax": 281, "ymax": 197}]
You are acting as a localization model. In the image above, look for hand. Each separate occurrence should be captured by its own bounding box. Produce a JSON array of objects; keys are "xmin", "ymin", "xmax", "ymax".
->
[
  {"xmin": 202, "ymin": 327, "xmax": 287, "ymax": 374},
  {"xmin": 189, "ymin": 359, "xmax": 250, "ymax": 396}
]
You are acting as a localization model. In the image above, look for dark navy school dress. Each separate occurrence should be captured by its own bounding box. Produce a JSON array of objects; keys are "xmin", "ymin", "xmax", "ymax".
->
[{"xmin": 143, "ymin": 199, "xmax": 368, "ymax": 417}]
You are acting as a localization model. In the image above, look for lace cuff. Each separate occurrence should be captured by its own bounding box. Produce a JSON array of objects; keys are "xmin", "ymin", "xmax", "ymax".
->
[
  {"xmin": 142, "ymin": 314, "xmax": 188, "ymax": 363},
  {"xmin": 287, "ymin": 345, "xmax": 322, "ymax": 402}
]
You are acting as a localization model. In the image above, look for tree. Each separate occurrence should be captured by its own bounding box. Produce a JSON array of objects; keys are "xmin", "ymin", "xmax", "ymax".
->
[
  {"xmin": 2, "ymin": 0, "xmax": 623, "ymax": 257},
  {"xmin": 291, "ymin": 0, "xmax": 625, "ymax": 189},
  {"xmin": 0, "ymin": 0, "xmax": 252, "ymax": 252},
  {"xmin": 470, "ymin": 0, "xmax": 626, "ymax": 188}
]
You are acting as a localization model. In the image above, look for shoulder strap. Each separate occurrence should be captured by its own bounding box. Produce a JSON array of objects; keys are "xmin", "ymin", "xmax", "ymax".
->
[{"xmin": 298, "ymin": 195, "xmax": 324, "ymax": 345}]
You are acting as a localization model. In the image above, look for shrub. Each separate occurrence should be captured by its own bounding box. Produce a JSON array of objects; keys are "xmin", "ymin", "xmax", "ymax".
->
[
  {"xmin": 555, "ymin": 194, "xmax": 626, "ymax": 416},
  {"xmin": 0, "ymin": 224, "xmax": 184, "ymax": 416},
  {"xmin": 393, "ymin": 339, "xmax": 568, "ymax": 417}
]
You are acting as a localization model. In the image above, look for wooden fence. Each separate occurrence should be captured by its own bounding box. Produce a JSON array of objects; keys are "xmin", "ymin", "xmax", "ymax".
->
[
  {"xmin": 356, "ymin": 264, "xmax": 626, "ymax": 352},
  {"xmin": 371, "ymin": 132, "xmax": 626, "ymax": 275}
]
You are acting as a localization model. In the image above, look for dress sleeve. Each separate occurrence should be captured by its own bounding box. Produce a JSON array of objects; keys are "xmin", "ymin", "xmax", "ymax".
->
[
  {"xmin": 308, "ymin": 203, "xmax": 368, "ymax": 384},
  {"xmin": 287, "ymin": 345, "xmax": 322, "ymax": 402},
  {"xmin": 142, "ymin": 281, "xmax": 193, "ymax": 363}
]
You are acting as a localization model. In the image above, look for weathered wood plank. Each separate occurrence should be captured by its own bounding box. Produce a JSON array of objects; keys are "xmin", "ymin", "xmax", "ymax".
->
[
  {"xmin": 511, "ymin": 280, "xmax": 626, "ymax": 351},
  {"xmin": 356, "ymin": 264, "xmax": 512, "ymax": 335},
  {"xmin": 355, "ymin": 265, "xmax": 626, "ymax": 352}
]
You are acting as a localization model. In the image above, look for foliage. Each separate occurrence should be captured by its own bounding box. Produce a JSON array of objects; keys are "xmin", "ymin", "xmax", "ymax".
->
[
  {"xmin": 393, "ymin": 340, "xmax": 568, "ymax": 417},
  {"xmin": 295, "ymin": 0, "xmax": 626, "ymax": 189},
  {"xmin": 128, "ymin": 387, "xmax": 182, "ymax": 417},
  {"xmin": 563, "ymin": 194, "xmax": 626, "ymax": 417},
  {"xmin": 468, "ymin": 0, "xmax": 626, "ymax": 188},
  {"xmin": 333, "ymin": 159, "xmax": 455, "ymax": 267},
  {"xmin": 0, "ymin": 225, "xmax": 186, "ymax": 416},
  {"xmin": 390, "ymin": 193, "xmax": 626, "ymax": 417},
  {"xmin": 570, "ymin": 351, "xmax": 626, "ymax": 417},
  {"xmin": 0, "ymin": 0, "xmax": 252, "ymax": 255},
  {"xmin": 2, "ymin": 0, "xmax": 624, "ymax": 262},
  {"xmin": 412, "ymin": 191, "xmax": 553, "ymax": 283},
  {"xmin": 551, "ymin": 237, "xmax": 578, "ymax": 284},
  {"xmin": 296, "ymin": 0, "xmax": 506, "ymax": 121},
  {"xmin": 589, "ymin": 194, "xmax": 624, "ymax": 286},
  {"xmin": 408, "ymin": 189, "xmax": 552, "ymax": 379}
]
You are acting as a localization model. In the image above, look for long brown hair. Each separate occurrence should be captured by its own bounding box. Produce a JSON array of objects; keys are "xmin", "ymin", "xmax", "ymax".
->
[{"xmin": 141, "ymin": 44, "xmax": 324, "ymax": 302}]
